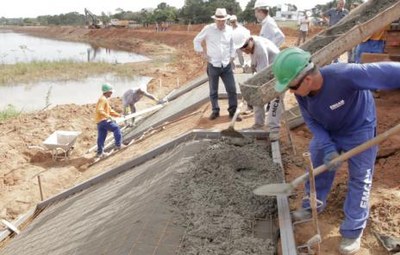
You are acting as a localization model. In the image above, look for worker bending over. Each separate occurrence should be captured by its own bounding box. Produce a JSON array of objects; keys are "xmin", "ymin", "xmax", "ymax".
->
[
  {"xmin": 122, "ymin": 85, "xmax": 160, "ymax": 125},
  {"xmin": 272, "ymin": 47, "xmax": 400, "ymax": 254}
]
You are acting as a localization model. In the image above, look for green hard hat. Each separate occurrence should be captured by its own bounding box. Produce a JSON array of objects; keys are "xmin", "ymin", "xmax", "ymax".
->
[
  {"xmin": 101, "ymin": 83, "xmax": 114, "ymax": 93},
  {"xmin": 272, "ymin": 47, "xmax": 312, "ymax": 93}
]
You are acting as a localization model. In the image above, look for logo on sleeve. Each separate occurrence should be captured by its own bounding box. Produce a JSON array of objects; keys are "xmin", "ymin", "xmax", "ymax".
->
[{"xmin": 329, "ymin": 99, "xmax": 345, "ymax": 110}]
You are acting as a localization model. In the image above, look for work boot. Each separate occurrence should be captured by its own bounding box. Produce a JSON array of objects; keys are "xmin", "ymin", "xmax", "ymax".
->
[
  {"xmin": 339, "ymin": 237, "xmax": 361, "ymax": 255},
  {"xmin": 209, "ymin": 112, "xmax": 220, "ymax": 120},
  {"xmin": 95, "ymin": 151, "xmax": 110, "ymax": 159},
  {"xmin": 115, "ymin": 144, "xmax": 127, "ymax": 150},
  {"xmin": 291, "ymin": 209, "xmax": 312, "ymax": 222},
  {"xmin": 251, "ymin": 123, "xmax": 265, "ymax": 130}
]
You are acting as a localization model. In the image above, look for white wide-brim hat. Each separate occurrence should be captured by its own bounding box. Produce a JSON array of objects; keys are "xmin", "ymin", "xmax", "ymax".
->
[{"xmin": 211, "ymin": 8, "xmax": 229, "ymax": 20}]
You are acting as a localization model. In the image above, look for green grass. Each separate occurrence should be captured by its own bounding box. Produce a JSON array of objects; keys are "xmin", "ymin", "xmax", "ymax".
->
[
  {"xmin": 0, "ymin": 60, "xmax": 141, "ymax": 86},
  {"xmin": 0, "ymin": 105, "xmax": 21, "ymax": 121}
]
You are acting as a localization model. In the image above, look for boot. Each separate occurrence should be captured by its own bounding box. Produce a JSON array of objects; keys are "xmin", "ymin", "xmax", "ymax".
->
[{"xmin": 339, "ymin": 236, "xmax": 361, "ymax": 254}]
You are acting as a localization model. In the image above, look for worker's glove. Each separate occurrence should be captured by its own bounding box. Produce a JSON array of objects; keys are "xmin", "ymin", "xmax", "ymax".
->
[{"xmin": 323, "ymin": 149, "xmax": 342, "ymax": 172}]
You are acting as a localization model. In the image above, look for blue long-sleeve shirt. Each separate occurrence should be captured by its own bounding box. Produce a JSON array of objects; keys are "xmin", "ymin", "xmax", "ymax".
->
[{"xmin": 296, "ymin": 62, "xmax": 400, "ymax": 152}]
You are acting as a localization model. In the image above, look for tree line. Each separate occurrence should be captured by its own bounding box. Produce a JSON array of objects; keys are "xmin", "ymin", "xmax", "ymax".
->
[{"xmin": 1, "ymin": 0, "xmax": 363, "ymax": 26}]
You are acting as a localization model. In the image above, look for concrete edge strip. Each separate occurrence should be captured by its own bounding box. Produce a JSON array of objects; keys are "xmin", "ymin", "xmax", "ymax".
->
[
  {"xmin": 0, "ymin": 208, "xmax": 36, "ymax": 243},
  {"xmin": 271, "ymin": 141, "xmax": 297, "ymax": 254}
]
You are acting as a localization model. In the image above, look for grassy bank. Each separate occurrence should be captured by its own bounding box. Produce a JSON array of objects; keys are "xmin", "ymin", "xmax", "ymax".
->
[
  {"xmin": 0, "ymin": 105, "xmax": 20, "ymax": 121},
  {"xmin": 0, "ymin": 60, "xmax": 144, "ymax": 86}
]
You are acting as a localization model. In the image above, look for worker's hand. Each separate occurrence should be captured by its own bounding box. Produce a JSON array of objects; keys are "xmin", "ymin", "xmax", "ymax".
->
[
  {"xmin": 196, "ymin": 51, "xmax": 209, "ymax": 61},
  {"xmin": 107, "ymin": 117, "xmax": 116, "ymax": 123},
  {"xmin": 323, "ymin": 150, "xmax": 342, "ymax": 171}
]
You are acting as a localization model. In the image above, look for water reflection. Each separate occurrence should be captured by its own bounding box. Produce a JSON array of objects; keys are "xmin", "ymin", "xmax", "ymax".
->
[
  {"xmin": 0, "ymin": 30, "xmax": 149, "ymax": 64},
  {"xmin": 0, "ymin": 74, "xmax": 153, "ymax": 112}
]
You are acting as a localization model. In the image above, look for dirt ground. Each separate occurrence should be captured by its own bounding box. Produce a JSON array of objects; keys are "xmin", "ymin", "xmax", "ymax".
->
[{"xmin": 1, "ymin": 25, "xmax": 399, "ymax": 255}]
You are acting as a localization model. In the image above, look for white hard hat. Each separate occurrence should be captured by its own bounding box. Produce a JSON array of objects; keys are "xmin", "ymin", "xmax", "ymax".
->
[
  {"xmin": 254, "ymin": 0, "xmax": 270, "ymax": 10},
  {"xmin": 229, "ymin": 15, "xmax": 237, "ymax": 21},
  {"xmin": 232, "ymin": 29, "xmax": 251, "ymax": 50}
]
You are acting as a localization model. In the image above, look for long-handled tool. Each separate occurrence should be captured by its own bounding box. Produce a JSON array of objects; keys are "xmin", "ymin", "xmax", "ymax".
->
[
  {"xmin": 254, "ymin": 123, "xmax": 400, "ymax": 196},
  {"xmin": 220, "ymin": 102, "xmax": 244, "ymax": 138}
]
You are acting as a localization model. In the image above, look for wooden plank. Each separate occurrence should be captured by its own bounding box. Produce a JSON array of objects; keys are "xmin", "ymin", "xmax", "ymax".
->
[
  {"xmin": 360, "ymin": 53, "xmax": 391, "ymax": 63},
  {"xmin": 240, "ymin": 0, "xmax": 400, "ymax": 106}
]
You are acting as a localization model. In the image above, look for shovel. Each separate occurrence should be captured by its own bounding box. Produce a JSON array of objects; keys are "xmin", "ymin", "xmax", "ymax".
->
[
  {"xmin": 220, "ymin": 102, "xmax": 244, "ymax": 138},
  {"xmin": 254, "ymin": 123, "xmax": 400, "ymax": 196}
]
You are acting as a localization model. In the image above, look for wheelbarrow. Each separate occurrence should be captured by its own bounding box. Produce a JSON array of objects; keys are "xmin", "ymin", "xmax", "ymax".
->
[{"xmin": 42, "ymin": 130, "xmax": 81, "ymax": 161}]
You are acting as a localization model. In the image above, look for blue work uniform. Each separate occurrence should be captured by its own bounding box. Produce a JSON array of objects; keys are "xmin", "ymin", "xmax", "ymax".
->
[{"xmin": 296, "ymin": 62, "xmax": 400, "ymax": 239}]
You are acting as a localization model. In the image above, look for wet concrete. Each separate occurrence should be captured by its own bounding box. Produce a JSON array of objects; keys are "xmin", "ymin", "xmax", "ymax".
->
[
  {"xmin": 167, "ymin": 137, "xmax": 282, "ymax": 255},
  {"xmin": 0, "ymin": 137, "xmax": 282, "ymax": 255}
]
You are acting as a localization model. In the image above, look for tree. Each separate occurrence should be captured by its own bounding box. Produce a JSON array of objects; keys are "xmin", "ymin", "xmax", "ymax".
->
[
  {"xmin": 181, "ymin": 0, "xmax": 242, "ymax": 24},
  {"xmin": 240, "ymin": 0, "xmax": 256, "ymax": 23}
]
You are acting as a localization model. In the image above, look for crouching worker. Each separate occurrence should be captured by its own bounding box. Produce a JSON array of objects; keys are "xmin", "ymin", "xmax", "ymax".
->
[
  {"xmin": 272, "ymin": 47, "xmax": 400, "ymax": 254},
  {"xmin": 95, "ymin": 83, "xmax": 123, "ymax": 158},
  {"xmin": 122, "ymin": 85, "xmax": 160, "ymax": 125}
]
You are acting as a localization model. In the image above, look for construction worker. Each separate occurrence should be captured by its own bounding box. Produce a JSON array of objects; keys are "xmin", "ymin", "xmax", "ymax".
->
[
  {"xmin": 322, "ymin": 0, "xmax": 349, "ymax": 27},
  {"xmin": 323, "ymin": 0, "xmax": 349, "ymax": 63},
  {"xmin": 271, "ymin": 47, "xmax": 400, "ymax": 254},
  {"xmin": 193, "ymin": 8, "xmax": 240, "ymax": 121},
  {"xmin": 254, "ymin": 0, "xmax": 285, "ymax": 140},
  {"xmin": 229, "ymin": 15, "xmax": 250, "ymax": 69},
  {"xmin": 94, "ymin": 83, "xmax": 123, "ymax": 158},
  {"xmin": 296, "ymin": 11, "xmax": 311, "ymax": 46},
  {"xmin": 232, "ymin": 31, "xmax": 280, "ymax": 139},
  {"xmin": 254, "ymin": 0, "xmax": 285, "ymax": 47},
  {"xmin": 122, "ymin": 85, "xmax": 160, "ymax": 125},
  {"xmin": 354, "ymin": 28, "xmax": 387, "ymax": 63}
]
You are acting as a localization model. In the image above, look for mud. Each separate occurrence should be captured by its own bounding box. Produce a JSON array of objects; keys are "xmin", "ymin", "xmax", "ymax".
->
[{"xmin": 167, "ymin": 138, "xmax": 282, "ymax": 254}]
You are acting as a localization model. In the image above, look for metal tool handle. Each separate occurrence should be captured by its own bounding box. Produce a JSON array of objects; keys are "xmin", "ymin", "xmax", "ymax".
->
[
  {"xmin": 292, "ymin": 123, "xmax": 400, "ymax": 188},
  {"xmin": 228, "ymin": 101, "xmax": 244, "ymax": 128}
]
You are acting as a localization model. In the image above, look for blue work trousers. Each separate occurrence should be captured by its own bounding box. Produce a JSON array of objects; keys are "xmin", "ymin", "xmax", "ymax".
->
[
  {"xmin": 207, "ymin": 63, "xmax": 238, "ymax": 115},
  {"xmin": 355, "ymin": 40, "xmax": 385, "ymax": 63},
  {"xmin": 97, "ymin": 120, "xmax": 122, "ymax": 155},
  {"xmin": 302, "ymin": 127, "xmax": 377, "ymax": 238}
]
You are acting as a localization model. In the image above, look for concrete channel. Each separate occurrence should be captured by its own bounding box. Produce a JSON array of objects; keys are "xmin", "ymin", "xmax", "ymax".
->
[{"xmin": 0, "ymin": 74, "xmax": 296, "ymax": 254}]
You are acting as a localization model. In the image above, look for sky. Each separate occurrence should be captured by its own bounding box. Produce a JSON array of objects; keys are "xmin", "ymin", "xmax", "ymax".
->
[{"xmin": 1, "ymin": 0, "xmax": 332, "ymax": 18}]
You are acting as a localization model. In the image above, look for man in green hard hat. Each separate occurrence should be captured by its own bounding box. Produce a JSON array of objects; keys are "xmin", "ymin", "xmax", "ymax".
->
[
  {"xmin": 271, "ymin": 47, "xmax": 400, "ymax": 254},
  {"xmin": 94, "ymin": 83, "xmax": 123, "ymax": 158}
]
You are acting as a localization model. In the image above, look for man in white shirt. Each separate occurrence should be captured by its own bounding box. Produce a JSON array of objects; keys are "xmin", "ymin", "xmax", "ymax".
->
[
  {"xmin": 254, "ymin": 0, "xmax": 285, "ymax": 47},
  {"xmin": 253, "ymin": 0, "xmax": 285, "ymax": 140},
  {"xmin": 193, "ymin": 8, "xmax": 240, "ymax": 121},
  {"xmin": 296, "ymin": 11, "xmax": 311, "ymax": 46},
  {"xmin": 229, "ymin": 15, "xmax": 250, "ymax": 68}
]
